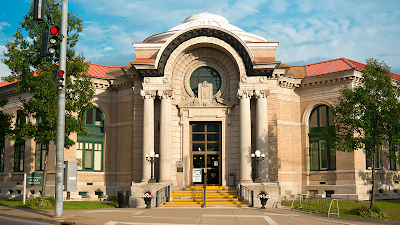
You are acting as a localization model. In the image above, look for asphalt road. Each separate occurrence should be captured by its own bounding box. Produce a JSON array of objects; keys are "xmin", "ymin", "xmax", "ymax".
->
[{"xmin": 0, "ymin": 215, "xmax": 55, "ymax": 225}]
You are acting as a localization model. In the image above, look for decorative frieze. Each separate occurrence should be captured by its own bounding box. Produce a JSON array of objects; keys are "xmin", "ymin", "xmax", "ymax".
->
[
  {"xmin": 254, "ymin": 90, "xmax": 270, "ymax": 99},
  {"xmin": 278, "ymin": 80, "xmax": 300, "ymax": 89},
  {"xmin": 140, "ymin": 90, "xmax": 156, "ymax": 99},
  {"xmin": 237, "ymin": 90, "xmax": 254, "ymax": 99},
  {"xmin": 157, "ymin": 90, "xmax": 174, "ymax": 99},
  {"xmin": 300, "ymin": 75, "xmax": 361, "ymax": 89}
]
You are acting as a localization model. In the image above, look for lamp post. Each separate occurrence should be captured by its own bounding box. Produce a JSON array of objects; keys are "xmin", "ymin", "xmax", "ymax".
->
[
  {"xmin": 251, "ymin": 150, "xmax": 265, "ymax": 183},
  {"xmin": 146, "ymin": 151, "xmax": 159, "ymax": 183}
]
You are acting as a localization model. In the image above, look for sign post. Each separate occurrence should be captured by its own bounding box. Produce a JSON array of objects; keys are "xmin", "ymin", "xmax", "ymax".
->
[
  {"xmin": 203, "ymin": 168, "xmax": 206, "ymax": 208},
  {"xmin": 23, "ymin": 173, "xmax": 26, "ymax": 204}
]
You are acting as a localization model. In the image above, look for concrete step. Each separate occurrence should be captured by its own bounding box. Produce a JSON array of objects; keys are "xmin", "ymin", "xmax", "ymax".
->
[{"xmin": 161, "ymin": 185, "xmax": 248, "ymax": 208}]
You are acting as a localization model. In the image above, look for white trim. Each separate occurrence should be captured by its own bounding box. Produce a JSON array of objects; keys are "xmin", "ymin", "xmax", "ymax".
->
[{"xmin": 246, "ymin": 42, "xmax": 279, "ymax": 48}]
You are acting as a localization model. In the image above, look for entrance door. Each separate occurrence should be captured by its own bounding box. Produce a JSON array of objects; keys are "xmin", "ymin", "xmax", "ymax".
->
[{"xmin": 191, "ymin": 122, "xmax": 221, "ymax": 185}]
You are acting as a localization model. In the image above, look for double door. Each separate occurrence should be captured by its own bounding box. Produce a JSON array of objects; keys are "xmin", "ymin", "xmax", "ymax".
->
[{"xmin": 191, "ymin": 122, "xmax": 221, "ymax": 185}]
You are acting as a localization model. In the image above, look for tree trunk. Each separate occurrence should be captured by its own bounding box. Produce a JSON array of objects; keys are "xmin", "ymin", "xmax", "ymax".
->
[
  {"xmin": 41, "ymin": 143, "xmax": 49, "ymax": 198},
  {"xmin": 370, "ymin": 152, "xmax": 376, "ymax": 209}
]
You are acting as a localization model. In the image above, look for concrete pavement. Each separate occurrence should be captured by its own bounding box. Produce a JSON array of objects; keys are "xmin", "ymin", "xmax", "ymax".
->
[{"xmin": 0, "ymin": 205, "xmax": 398, "ymax": 225}]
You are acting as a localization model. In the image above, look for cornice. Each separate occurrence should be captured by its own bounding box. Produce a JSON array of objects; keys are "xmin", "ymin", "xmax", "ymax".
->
[{"xmin": 299, "ymin": 75, "xmax": 361, "ymax": 89}]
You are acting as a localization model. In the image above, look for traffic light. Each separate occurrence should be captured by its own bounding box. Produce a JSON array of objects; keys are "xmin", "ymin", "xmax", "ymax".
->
[
  {"xmin": 40, "ymin": 25, "xmax": 59, "ymax": 57},
  {"xmin": 57, "ymin": 70, "xmax": 65, "ymax": 90},
  {"xmin": 33, "ymin": 0, "xmax": 46, "ymax": 21}
]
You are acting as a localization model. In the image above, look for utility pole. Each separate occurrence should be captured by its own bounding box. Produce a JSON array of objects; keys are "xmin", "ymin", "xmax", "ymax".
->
[{"xmin": 54, "ymin": 0, "xmax": 68, "ymax": 218}]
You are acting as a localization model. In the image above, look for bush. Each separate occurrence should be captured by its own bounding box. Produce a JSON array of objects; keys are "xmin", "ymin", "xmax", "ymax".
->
[
  {"xmin": 351, "ymin": 206, "xmax": 387, "ymax": 219},
  {"xmin": 26, "ymin": 197, "xmax": 55, "ymax": 208}
]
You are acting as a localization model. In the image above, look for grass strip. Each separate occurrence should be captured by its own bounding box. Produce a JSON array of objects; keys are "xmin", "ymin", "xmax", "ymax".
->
[
  {"xmin": 0, "ymin": 199, "xmax": 118, "ymax": 209},
  {"xmin": 282, "ymin": 200, "xmax": 400, "ymax": 221}
]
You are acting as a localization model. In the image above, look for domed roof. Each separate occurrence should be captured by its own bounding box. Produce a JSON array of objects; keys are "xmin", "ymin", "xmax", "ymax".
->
[
  {"xmin": 143, "ymin": 12, "xmax": 268, "ymax": 43},
  {"xmin": 169, "ymin": 12, "xmax": 243, "ymax": 32}
]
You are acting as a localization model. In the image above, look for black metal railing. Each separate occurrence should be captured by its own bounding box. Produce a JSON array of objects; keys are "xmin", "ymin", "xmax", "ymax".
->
[
  {"xmin": 239, "ymin": 184, "xmax": 254, "ymax": 207},
  {"xmin": 155, "ymin": 186, "xmax": 170, "ymax": 207},
  {"xmin": 291, "ymin": 194, "xmax": 339, "ymax": 217}
]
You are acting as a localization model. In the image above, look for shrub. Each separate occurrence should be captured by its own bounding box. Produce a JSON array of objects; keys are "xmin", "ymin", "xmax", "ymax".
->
[
  {"xmin": 26, "ymin": 197, "xmax": 55, "ymax": 208},
  {"xmin": 351, "ymin": 206, "xmax": 387, "ymax": 219}
]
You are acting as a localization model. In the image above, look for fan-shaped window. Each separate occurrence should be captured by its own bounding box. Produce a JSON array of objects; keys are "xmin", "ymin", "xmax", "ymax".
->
[
  {"xmin": 309, "ymin": 105, "xmax": 335, "ymax": 171},
  {"xmin": 77, "ymin": 107, "xmax": 104, "ymax": 171},
  {"xmin": 190, "ymin": 66, "xmax": 221, "ymax": 96}
]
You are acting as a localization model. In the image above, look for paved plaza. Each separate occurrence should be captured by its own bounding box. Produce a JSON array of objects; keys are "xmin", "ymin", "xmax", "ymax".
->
[{"xmin": 0, "ymin": 205, "xmax": 398, "ymax": 225}]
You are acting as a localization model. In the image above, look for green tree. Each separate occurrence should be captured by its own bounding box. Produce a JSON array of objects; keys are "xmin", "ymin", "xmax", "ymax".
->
[
  {"xmin": 1, "ymin": 0, "xmax": 94, "ymax": 197},
  {"xmin": 324, "ymin": 58, "xmax": 400, "ymax": 208}
]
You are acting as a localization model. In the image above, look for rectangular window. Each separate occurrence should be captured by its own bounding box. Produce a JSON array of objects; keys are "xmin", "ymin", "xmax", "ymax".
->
[
  {"xmin": 14, "ymin": 142, "xmax": 24, "ymax": 172},
  {"xmin": 35, "ymin": 143, "xmax": 46, "ymax": 171},
  {"xmin": 390, "ymin": 147, "xmax": 399, "ymax": 171},
  {"xmin": 76, "ymin": 141, "xmax": 102, "ymax": 171},
  {"xmin": 310, "ymin": 141, "xmax": 335, "ymax": 171},
  {"xmin": 76, "ymin": 142, "xmax": 83, "ymax": 170},
  {"xmin": 320, "ymin": 141, "xmax": 328, "ymax": 169},
  {"xmin": 310, "ymin": 142, "xmax": 319, "ymax": 170},
  {"xmin": 366, "ymin": 149, "xmax": 380, "ymax": 170},
  {"xmin": 0, "ymin": 141, "xmax": 4, "ymax": 172}
]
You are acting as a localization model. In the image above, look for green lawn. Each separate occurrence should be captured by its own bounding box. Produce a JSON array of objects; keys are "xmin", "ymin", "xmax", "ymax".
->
[
  {"xmin": 282, "ymin": 200, "xmax": 400, "ymax": 221},
  {"xmin": 0, "ymin": 199, "xmax": 118, "ymax": 209}
]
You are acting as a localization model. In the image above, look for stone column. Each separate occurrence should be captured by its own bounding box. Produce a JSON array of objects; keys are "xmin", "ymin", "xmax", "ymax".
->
[
  {"xmin": 141, "ymin": 90, "xmax": 156, "ymax": 183},
  {"xmin": 238, "ymin": 90, "xmax": 253, "ymax": 183},
  {"xmin": 158, "ymin": 90, "xmax": 173, "ymax": 183},
  {"xmin": 255, "ymin": 90, "xmax": 269, "ymax": 182}
]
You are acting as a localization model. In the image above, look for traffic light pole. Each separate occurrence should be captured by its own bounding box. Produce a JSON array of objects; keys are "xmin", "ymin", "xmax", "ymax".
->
[{"xmin": 55, "ymin": 0, "xmax": 68, "ymax": 218}]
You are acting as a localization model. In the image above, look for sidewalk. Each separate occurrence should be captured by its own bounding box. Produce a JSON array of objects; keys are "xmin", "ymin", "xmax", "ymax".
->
[{"xmin": 0, "ymin": 205, "xmax": 398, "ymax": 225}]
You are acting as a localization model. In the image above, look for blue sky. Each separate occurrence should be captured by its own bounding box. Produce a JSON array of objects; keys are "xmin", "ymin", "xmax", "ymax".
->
[{"xmin": 1, "ymin": 0, "xmax": 400, "ymax": 78}]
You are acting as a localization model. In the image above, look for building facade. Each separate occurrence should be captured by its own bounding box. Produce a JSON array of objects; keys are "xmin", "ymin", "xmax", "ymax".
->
[{"xmin": 1, "ymin": 13, "xmax": 400, "ymax": 202}]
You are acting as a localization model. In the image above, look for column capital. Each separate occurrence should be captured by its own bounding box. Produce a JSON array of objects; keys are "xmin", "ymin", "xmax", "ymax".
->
[
  {"xmin": 140, "ymin": 90, "xmax": 156, "ymax": 99},
  {"xmin": 237, "ymin": 90, "xmax": 253, "ymax": 99},
  {"xmin": 157, "ymin": 90, "xmax": 174, "ymax": 99},
  {"xmin": 254, "ymin": 90, "xmax": 270, "ymax": 99}
]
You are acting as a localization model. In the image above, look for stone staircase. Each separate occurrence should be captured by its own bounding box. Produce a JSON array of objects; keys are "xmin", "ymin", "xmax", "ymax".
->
[{"xmin": 160, "ymin": 186, "xmax": 250, "ymax": 207}]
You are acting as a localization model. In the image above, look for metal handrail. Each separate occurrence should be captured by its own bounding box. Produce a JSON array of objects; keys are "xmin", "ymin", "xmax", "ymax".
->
[
  {"xmin": 239, "ymin": 184, "xmax": 254, "ymax": 207},
  {"xmin": 155, "ymin": 186, "xmax": 170, "ymax": 207}
]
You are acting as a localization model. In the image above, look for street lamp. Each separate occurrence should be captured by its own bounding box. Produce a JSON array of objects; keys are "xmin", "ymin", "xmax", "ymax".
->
[
  {"xmin": 146, "ymin": 151, "xmax": 159, "ymax": 183},
  {"xmin": 251, "ymin": 150, "xmax": 265, "ymax": 183}
]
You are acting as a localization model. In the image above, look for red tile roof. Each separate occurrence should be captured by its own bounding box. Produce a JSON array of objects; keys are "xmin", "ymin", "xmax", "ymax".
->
[
  {"xmin": 0, "ymin": 63, "xmax": 125, "ymax": 88},
  {"xmin": 305, "ymin": 58, "xmax": 400, "ymax": 80}
]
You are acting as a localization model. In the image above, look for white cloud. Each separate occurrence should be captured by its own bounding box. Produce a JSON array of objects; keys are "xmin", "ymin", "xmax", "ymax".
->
[
  {"xmin": 80, "ymin": 22, "xmax": 107, "ymax": 41},
  {"xmin": 0, "ymin": 62, "xmax": 11, "ymax": 79},
  {"xmin": 270, "ymin": 0, "xmax": 289, "ymax": 15},
  {"xmin": 68, "ymin": 0, "xmax": 400, "ymax": 71}
]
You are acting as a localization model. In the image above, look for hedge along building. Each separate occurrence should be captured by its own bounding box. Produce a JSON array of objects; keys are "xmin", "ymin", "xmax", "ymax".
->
[{"xmin": 1, "ymin": 12, "xmax": 400, "ymax": 204}]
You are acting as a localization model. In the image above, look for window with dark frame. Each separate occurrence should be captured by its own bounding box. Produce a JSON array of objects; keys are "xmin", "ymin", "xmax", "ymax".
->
[
  {"xmin": 35, "ymin": 143, "xmax": 46, "ymax": 171},
  {"xmin": 76, "ymin": 107, "xmax": 104, "ymax": 172},
  {"xmin": 14, "ymin": 111, "xmax": 25, "ymax": 172},
  {"xmin": 0, "ymin": 140, "xmax": 4, "ymax": 172},
  {"xmin": 190, "ymin": 66, "xmax": 221, "ymax": 96},
  {"xmin": 309, "ymin": 105, "xmax": 336, "ymax": 171}
]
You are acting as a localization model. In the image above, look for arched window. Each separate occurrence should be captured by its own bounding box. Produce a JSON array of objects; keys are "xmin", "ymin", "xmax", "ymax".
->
[
  {"xmin": 76, "ymin": 107, "xmax": 104, "ymax": 171},
  {"xmin": 190, "ymin": 66, "xmax": 221, "ymax": 96},
  {"xmin": 14, "ymin": 110, "xmax": 25, "ymax": 172},
  {"xmin": 309, "ymin": 105, "xmax": 335, "ymax": 171}
]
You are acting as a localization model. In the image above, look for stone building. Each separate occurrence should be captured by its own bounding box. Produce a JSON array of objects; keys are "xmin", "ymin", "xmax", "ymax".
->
[{"xmin": 0, "ymin": 12, "xmax": 399, "ymax": 205}]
